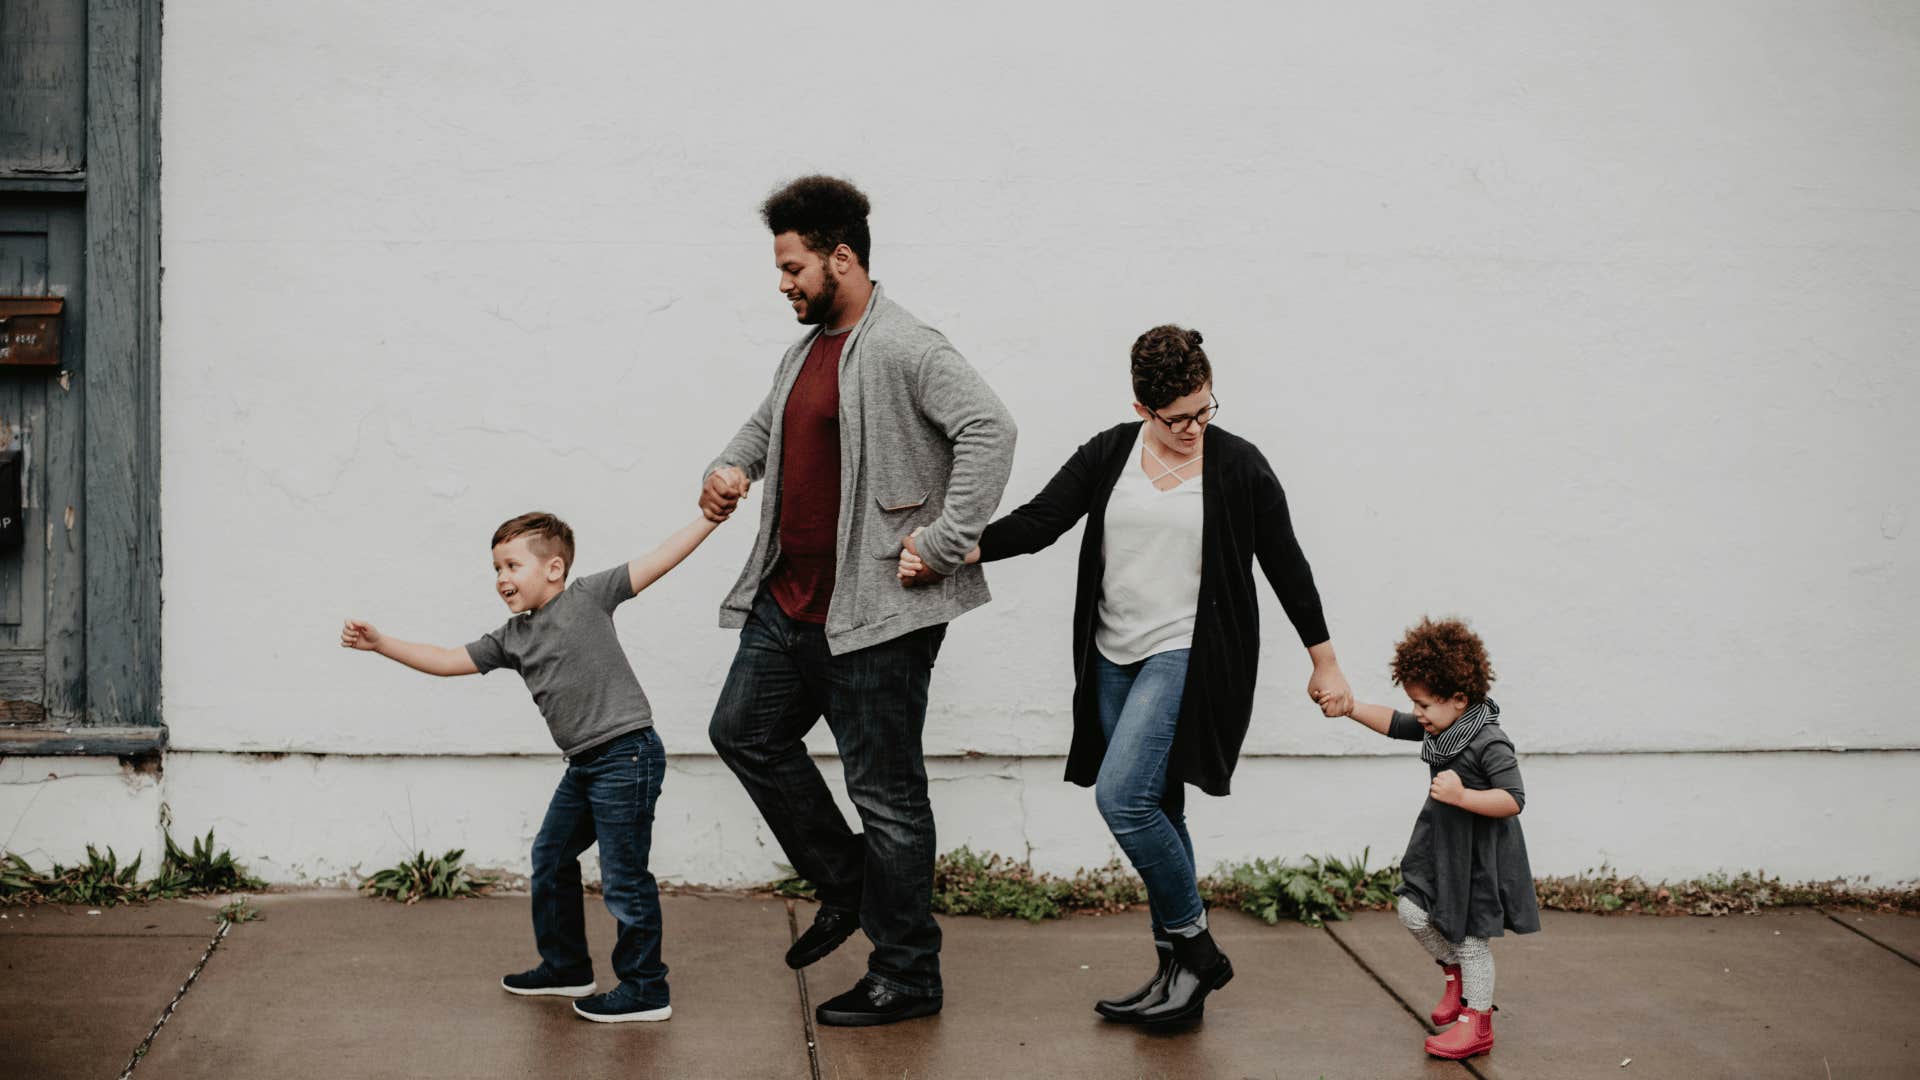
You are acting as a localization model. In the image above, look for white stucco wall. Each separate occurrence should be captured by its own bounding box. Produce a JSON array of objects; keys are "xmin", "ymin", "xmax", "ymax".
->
[{"xmin": 19, "ymin": 2, "xmax": 1918, "ymax": 884}]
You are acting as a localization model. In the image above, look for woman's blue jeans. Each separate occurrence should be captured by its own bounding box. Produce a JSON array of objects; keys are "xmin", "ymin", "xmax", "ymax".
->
[{"xmin": 1092, "ymin": 648, "xmax": 1203, "ymax": 933}]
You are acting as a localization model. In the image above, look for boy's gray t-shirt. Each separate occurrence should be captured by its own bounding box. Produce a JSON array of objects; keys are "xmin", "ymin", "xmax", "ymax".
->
[{"xmin": 465, "ymin": 565, "xmax": 653, "ymax": 758}]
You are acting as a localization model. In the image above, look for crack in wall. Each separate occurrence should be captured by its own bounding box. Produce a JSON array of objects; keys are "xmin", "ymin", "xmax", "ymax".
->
[{"xmin": 254, "ymin": 410, "xmax": 381, "ymax": 506}]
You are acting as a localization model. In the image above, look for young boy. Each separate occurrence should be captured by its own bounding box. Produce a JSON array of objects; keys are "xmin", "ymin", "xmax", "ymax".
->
[{"xmin": 341, "ymin": 510, "xmax": 718, "ymax": 1023}]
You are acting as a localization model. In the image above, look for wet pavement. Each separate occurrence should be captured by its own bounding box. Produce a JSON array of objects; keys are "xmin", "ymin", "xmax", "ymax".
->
[{"xmin": 2, "ymin": 892, "xmax": 1916, "ymax": 1079}]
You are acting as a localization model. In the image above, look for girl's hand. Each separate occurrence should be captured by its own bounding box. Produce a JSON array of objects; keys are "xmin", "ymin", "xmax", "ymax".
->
[
  {"xmin": 1312, "ymin": 687, "xmax": 1354, "ymax": 718},
  {"xmin": 341, "ymin": 619, "xmax": 382, "ymax": 651},
  {"xmin": 1429, "ymin": 769, "xmax": 1465, "ymax": 806}
]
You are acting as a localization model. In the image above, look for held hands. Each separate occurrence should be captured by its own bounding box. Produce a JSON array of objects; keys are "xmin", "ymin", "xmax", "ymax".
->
[
  {"xmin": 700, "ymin": 467, "xmax": 751, "ymax": 523},
  {"xmin": 340, "ymin": 619, "xmax": 382, "ymax": 651},
  {"xmin": 1306, "ymin": 667, "xmax": 1353, "ymax": 718},
  {"xmin": 898, "ymin": 527, "xmax": 985, "ymax": 585},
  {"xmin": 896, "ymin": 527, "xmax": 942, "ymax": 587},
  {"xmin": 1428, "ymin": 769, "xmax": 1466, "ymax": 806}
]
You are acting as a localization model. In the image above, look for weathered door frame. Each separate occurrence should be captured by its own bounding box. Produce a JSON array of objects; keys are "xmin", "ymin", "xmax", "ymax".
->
[{"xmin": 0, "ymin": 0, "xmax": 162, "ymax": 754}]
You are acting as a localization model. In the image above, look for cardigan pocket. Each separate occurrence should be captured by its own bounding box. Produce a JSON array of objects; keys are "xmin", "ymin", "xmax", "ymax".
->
[{"xmin": 871, "ymin": 490, "xmax": 933, "ymax": 557}]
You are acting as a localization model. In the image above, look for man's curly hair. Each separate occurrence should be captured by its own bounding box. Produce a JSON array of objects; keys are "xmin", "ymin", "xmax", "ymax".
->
[
  {"xmin": 1390, "ymin": 617, "xmax": 1495, "ymax": 704},
  {"xmin": 1130, "ymin": 325, "xmax": 1212, "ymax": 410},
  {"xmin": 491, "ymin": 511, "xmax": 576, "ymax": 575},
  {"xmin": 761, "ymin": 175, "xmax": 872, "ymax": 268}
]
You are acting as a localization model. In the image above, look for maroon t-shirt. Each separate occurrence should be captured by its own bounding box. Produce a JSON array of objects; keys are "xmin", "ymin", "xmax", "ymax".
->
[{"xmin": 769, "ymin": 329, "xmax": 849, "ymax": 623}]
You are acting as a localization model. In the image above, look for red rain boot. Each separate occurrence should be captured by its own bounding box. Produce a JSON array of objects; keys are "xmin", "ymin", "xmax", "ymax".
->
[
  {"xmin": 1429, "ymin": 964, "xmax": 1463, "ymax": 1026},
  {"xmin": 1424, "ymin": 1006, "xmax": 1494, "ymax": 1060}
]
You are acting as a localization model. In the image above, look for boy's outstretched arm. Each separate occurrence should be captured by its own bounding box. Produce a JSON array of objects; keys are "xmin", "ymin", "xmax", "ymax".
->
[
  {"xmin": 341, "ymin": 619, "xmax": 479, "ymax": 677},
  {"xmin": 627, "ymin": 515, "xmax": 721, "ymax": 596}
]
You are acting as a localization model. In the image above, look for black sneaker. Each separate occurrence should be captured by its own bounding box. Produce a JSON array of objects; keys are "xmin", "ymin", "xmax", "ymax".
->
[
  {"xmin": 501, "ymin": 965, "xmax": 596, "ymax": 998},
  {"xmin": 814, "ymin": 977, "xmax": 942, "ymax": 1027},
  {"xmin": 572, "ymin": 984, "xmax": 672, "ymax": 1024},
  {"xmin": 785, "ymin": 905, "xmax": 860, "ymax": 970}
]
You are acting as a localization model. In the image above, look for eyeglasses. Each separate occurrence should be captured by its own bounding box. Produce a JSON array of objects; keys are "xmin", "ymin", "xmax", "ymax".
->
[{"xmin": 1149, "ymin": 396, "xmax": 1220, "ymax": 434}]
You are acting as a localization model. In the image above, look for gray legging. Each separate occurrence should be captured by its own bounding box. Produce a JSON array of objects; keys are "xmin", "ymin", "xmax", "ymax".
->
[{"xmin": 1397, "ymin": 895, "xmax": 1494, "ymax": 1012}]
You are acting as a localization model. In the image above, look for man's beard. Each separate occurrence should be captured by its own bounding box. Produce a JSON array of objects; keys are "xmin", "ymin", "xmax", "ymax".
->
[{"xmin": 794, "ymin": 273, "xmax": 839, "ymax": 326}]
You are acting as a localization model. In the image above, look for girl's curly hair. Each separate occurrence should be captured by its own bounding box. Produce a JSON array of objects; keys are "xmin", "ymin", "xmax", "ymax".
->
[
  {"xmin": 1390, "ymin": 617, "xmax": 1495, "ymax": 704},
  {"xmin": 1129, "ymin": 325, "xmax": 1211, "ymax": 410}
]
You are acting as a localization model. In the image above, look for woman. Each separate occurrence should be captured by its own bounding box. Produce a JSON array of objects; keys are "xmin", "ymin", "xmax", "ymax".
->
[{"xmin": 899, "ymin": 325, "xmax": 1352, "ymax": 1025}]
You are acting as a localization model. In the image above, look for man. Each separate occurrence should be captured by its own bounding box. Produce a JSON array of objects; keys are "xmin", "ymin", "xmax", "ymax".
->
[{"xmin": 702, "ymin": 175, "xmax": 1015, "ymax": 1026}]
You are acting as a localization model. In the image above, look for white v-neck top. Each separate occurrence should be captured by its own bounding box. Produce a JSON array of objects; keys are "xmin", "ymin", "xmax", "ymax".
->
[{"xmin": 1095, "ymin": 424, "xmax": 1204, "ymax": 665}]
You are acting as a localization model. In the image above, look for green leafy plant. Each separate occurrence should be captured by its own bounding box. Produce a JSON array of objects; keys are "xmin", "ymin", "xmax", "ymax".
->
[
  {"xmin": 2, "ymin": 830, "xmax": 265, "ymax": 907},
  {"xmin": 217, "ymin": 897, "xmax": 263, "ymax": 924},
  {"xmin": 0, "ymin": 832, "xmax": 268, "ymax": 922},
  {"xmin": 766, "ymin": 866, "xmax": 818, "ymax": 899},
  {"xmin": 361, "ymin": 849, "xmax": 497, "ymax": 904},
  {"xmin": 0, "ymin": 853, "xmax": 45, "ymax": 902},
  {"xmin": 153, "ymin": 829, "xmax": 267, "ymax": 897},
  {"xmin": 766, "ymin": 847, "xmax": 1399, "ymax": 925},
  {"xmin": 932, "ymin": 848, "xmax": 1068, "ymax": 921},
  {"xmin": 1533, "ymin": 865, "xmax": 1920, "ymax": 917},
  {"xmin": 931, "ymin": 848, "xmax": 1146, "ymax": 922},
  {"xmin": 13, "ymin": 845, "xmax": 150, "ymax": 907},
  {"xmin": 1199, "ymin": 850, "xmax": 1402, "ymax": 928}
]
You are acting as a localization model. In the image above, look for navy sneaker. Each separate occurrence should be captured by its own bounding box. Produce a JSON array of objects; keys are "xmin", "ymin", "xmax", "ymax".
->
[
  {"xmin": 573, "ymin": 984, "xmax": 672, "ymax": 1023},
  {"xmin": 501, "ymin": 965, "xmax": 596, "ymax": 998}
]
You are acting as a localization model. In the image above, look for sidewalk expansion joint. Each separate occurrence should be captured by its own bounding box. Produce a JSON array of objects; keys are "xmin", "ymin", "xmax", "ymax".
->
[
  {"xmin": 1820, "ymin": 909, "xmax": 1920, "ymax": 969},
  {"xmin": 117, "ymin": 916, "xmax": 236, "ymax": 1079},
  {"xmin": 787, "ymin": 900, "xmax": 823, "ymax": 1080},
  {"xmin": 1321, "ymin": 922, "xmax": 1487, "ymax": 1080}
]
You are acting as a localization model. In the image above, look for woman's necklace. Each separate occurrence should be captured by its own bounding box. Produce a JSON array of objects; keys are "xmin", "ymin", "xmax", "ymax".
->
[{"xmin": 1141, "ymin": 439, "xmax": 1201, "ymax": 489}]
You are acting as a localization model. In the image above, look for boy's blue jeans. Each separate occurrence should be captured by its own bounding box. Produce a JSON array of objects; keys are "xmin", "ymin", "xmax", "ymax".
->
[
  {"xmin": 709, "ymin": 587, "xmax": 947, "ymax": 999},
  {"xmin": 530, "ymin": 727, "xmax": 668, "ymax": 1006},
  {"xmin": 1092, "ymin": 649, "xmax": 1204, "ymax": 933}
]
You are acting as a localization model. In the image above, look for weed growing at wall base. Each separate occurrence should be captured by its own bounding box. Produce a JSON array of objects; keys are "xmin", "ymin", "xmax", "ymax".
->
[
  {"xmin": 766, "ymin": 849, "xmax": 1920, "ymax": 925},
  {"xmin": 767, "ymin": 866, "xmax": 818, "ymax": 899},
  {"xmin": 764, "ymin": 848, "xmax": 1394, "ymax": 926},
  {"xmin": 1534, "ymin": 865, "xmax": 1920, "ymax": 916},
  {"xmin": 934, "ymin": 848, "xmax": 1148, "ymax": 921},
  {"xmin": 1, "ymin": 845, "xmax": 148, "ymax": 906},
  {"xmin": 360, "ymin": 849, "xmax": 498, "ymax": 904},
  {"xmin": 0, "ymin": 830, "xmax": 264, "ymax": 907},
  {"xmin": 1199, "ymin": 851, "xmax": 1402, "ymax": 928},
  {"xmin": 155, "ymin": 829, "xmax": 267, "ymax": 895}
]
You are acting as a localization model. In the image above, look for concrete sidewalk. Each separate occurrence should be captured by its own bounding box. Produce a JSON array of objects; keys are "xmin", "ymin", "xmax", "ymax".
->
[{"xmin": 2, "ymin": 893, "xmax": 1916, "ymax": 1079}]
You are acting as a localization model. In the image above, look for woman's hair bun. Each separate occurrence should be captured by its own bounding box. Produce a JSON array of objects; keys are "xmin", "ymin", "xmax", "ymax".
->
[{"xmin": 1187, "ymin": 329, "xmax": 1204, "ymax": 346}]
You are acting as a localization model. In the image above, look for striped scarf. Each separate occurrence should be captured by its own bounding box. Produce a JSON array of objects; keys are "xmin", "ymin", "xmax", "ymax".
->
[{"xmin": 1421, "ymin": 698, "xmax": 1499, "ymax": 765}]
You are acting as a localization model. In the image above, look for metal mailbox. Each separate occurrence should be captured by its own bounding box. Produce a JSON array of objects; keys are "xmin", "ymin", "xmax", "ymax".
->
[
  {"xmin": 0, "ymin": 297, "xmax": 64, "ymax": 367},
  {"xmin": 0, "ymin": 451, "xmax": 20, "ymax": 550}
]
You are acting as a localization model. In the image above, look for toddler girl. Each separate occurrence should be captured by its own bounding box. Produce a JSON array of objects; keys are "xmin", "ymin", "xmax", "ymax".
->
[{"xmin": 1336, "ymin": 616, "xmax": 1538, "ymax": 1060}]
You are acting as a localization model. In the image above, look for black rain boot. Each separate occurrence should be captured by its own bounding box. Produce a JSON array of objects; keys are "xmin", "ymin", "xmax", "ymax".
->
[
  {"xmin": 1094, "ymin": 932, "xmax": 1175, "ymax": 1022},
  {"xmin": 1135, "ymin": 927, "xmax": 1232, "ymax": 1026}
]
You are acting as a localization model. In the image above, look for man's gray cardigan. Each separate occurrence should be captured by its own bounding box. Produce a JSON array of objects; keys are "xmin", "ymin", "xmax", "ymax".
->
[{"xmin": 706, "ymin": 283, "xmax": 1016, "ymax": 655}]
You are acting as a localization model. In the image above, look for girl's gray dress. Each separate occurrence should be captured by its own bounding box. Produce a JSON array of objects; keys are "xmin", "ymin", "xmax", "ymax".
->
[{"xmin": 1389, "ymin": 702, "xmax": 1541, "ymax": 944}]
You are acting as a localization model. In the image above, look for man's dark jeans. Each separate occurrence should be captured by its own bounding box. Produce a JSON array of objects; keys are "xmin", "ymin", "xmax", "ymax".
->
[
  {"xmin": 710, "ymin": 588, "xmax": 947, "ymax": 998},
  {"xmin": 530, "ymin": 727, "xmax": 669, "ymax": 1007}
]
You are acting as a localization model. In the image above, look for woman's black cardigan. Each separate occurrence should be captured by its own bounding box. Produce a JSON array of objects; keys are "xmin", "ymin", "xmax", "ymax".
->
[{"xmin": 978, "ymin": 422, "xmax": 1330, "ymax": 797}]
